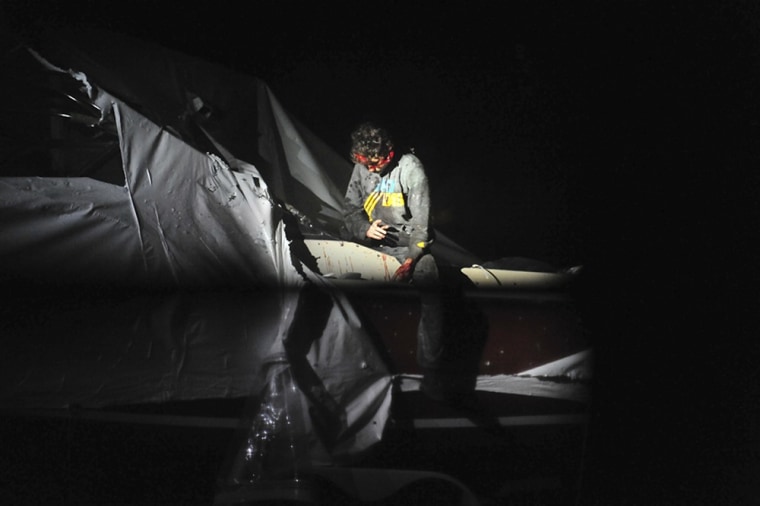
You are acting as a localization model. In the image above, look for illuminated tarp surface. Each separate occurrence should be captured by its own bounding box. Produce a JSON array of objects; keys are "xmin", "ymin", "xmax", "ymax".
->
[
  {"xmin": 0, "ymin": 29, "xmax": 590, "ymax": 465},
  {"xmin": 0, "ymin": 29, "xmax": 392, "ymax": 460}
]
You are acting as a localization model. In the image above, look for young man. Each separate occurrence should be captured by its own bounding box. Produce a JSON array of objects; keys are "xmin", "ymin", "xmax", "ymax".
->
[{"xmin": 342, "ymin": 122, "xmax": 447, "ymax": 399}]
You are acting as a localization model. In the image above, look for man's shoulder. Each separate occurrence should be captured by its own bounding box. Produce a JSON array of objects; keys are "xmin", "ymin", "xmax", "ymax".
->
[
  {"xmin": 348, "ymin": 162, "xmax": 366, "ymax": 178},
  {"xmin": 398, "ymin": 153, "xmax": 424, "ymax": 170}
]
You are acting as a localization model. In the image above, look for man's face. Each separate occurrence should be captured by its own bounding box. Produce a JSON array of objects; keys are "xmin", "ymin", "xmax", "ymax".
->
[{"xmin": 353, "ymin": 151, "xmax": 394, "ymax": 173}]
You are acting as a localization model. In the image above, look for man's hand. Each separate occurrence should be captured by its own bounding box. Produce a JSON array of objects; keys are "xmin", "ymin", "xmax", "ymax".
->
[
  {"xmin": 366, "ymin": 219, "xmax": 388, "ymax": 241},
  {"xmin": 392, "ymin": 258, "xmax": 414, "ymax": 282}
]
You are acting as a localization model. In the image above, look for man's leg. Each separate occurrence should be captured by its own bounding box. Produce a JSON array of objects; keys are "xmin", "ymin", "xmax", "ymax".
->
[
  {"xmin": 414, "ymin": 254, "xmax": 444, "ymax": 370},
  {"xmin": 413, "ymin": 254, "xmax": 456, "ymax": 403}
]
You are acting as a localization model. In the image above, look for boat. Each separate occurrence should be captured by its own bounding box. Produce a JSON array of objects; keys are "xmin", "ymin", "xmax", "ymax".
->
[{"xmin": 0, "ymin": 25, "xmax": 592, "ymax": 505}]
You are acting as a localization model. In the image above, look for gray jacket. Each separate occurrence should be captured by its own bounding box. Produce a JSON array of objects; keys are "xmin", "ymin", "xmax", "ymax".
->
[{"xmin": 343, "ymin": 153, "xmax": 433, "ymax": 260}]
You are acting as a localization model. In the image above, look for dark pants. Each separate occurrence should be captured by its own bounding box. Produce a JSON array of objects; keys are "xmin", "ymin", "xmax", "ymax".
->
[{"xmin": 379, "ymin": 247, "xmax": 444, "ymax": 370}]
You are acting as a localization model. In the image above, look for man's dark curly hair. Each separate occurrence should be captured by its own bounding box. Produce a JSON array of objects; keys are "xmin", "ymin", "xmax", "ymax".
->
[{"xmin": 350, "ymin": 122, "xmax": 394, "ymax": 160}]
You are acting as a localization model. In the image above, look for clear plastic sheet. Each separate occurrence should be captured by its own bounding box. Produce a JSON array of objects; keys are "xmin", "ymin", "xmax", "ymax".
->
[{"xmin": 224, "ymin": 361, "xmax": 312, "ymax": 485}]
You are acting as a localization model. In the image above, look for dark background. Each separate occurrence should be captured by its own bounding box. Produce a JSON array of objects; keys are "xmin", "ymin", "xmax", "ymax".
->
[
  {"xmin": 4, "ymin": 1, "xmax": 758, "ymax": 264},
  {"xmin": 3, "ymin": 1, "xmax": 760, "ymax": 503}
]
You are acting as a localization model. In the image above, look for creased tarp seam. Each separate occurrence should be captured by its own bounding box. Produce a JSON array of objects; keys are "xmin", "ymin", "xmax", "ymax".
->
[
  {"xmin": 27, "ymin": 47, "xmax": 94, "ymax": 99},
  {"xmin": 113, "ymin": 101, "xmax": 151, "ymax": 275},
  {"xmin": 151, "ymin": 204, "xmax": 180, "ymax": 283},
  {"xmin": 263, "ymin": 85, "xmax": 345, "ymax": 213}
]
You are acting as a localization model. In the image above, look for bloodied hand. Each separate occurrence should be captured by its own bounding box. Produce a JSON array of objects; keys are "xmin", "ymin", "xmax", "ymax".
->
[{"xmin": 392, "ymin": 257, "xmax": 414, "ymax": 282}]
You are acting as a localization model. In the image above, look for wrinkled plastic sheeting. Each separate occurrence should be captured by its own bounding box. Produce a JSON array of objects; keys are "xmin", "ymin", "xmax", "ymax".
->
[
  {"xmin": 0, "ymin": 177, "xmax": 144, "ymax": 283},
  {"xmin": 217, "ymin": 358, "xmax": 396, "ymax": 504},
  {"xmin": 256, "ymin": 83, "xmax": 349, "ymax": 229},
  {"xmin": 0, "ymin": 280, "xmax": 393, "ymax": 455},
  {"xmin": 25, "ymin": 31, "xmax": 352, "ymax": 236},
  {"xmin": 0, "ymin": 289, "xmax": 283, "ymax": 409},
  {"xmin": 0, "ymin": 81, "xmax": 305, "ymax": 404},
  {"xmin": 257, "ymin": 281, "xmax": 395, "ymax": 462},
  {"xmin": 2, "ymin": 65, "xmax": 273, "ymax": 400},
  {"xmin": 0, "ymin": 77, "xmax": 393, "ymax": 460},
  {"xmin": 0, "ymin": 97, "xmax": 289, "ymax": 287},
  {"xmin": 217, "ymin": 285, "xmax": 394, "ymax": 487},
  {"xmin": 221, "ymin": 361, "xmax": 313, "ymax": 487}
]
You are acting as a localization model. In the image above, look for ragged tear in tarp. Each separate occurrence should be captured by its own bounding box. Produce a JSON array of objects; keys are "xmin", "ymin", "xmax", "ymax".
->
[{"xmin": 0, "ymin": 39, "xmax": 392, "ymax": 462}]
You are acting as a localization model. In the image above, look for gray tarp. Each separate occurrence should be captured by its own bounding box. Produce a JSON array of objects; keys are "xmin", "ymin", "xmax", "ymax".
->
[
  {"xmin": 0, "ymin": 31, "xmax": 392, "ymax": 461},
  {"xmin": 0, "ymin": 28, "xmax": 590, "ymax": 468}
]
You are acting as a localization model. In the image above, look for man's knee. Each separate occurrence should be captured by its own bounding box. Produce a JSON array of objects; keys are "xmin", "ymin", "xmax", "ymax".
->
[{"xmin": 413, "ymin": 254, "xmax": 439, "ymax": 284}]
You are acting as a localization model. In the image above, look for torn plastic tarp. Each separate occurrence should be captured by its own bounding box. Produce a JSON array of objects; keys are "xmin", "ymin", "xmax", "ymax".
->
[
  {"xmin": 16, "ymin": 27, "xmax": 353, "ymax": 236},
  {"xmin": 0, "ymin": 57, "xmax": 392, "ymax": 463},
  {"xmin": 0, "ymin": 29, "xmax": 589, "ymax": 484}
]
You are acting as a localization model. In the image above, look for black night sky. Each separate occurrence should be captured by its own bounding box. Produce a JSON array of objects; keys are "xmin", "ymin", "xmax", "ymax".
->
[{"xmin": 3, "ymin": 1, "xmax": 760, "ymax": 503}]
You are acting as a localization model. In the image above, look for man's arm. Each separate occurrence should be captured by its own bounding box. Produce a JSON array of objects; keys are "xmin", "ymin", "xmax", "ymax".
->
[
  {"xmin": 403, "ymin": 158, "xmax": 433, "ymax": 260},
  {"xmin": 393, "ymin": 157, "xmax": 433, "ymax": 282},
  {"xmin": 342, "ymin": 164, "xmax": 372, "ymax": 241}
]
